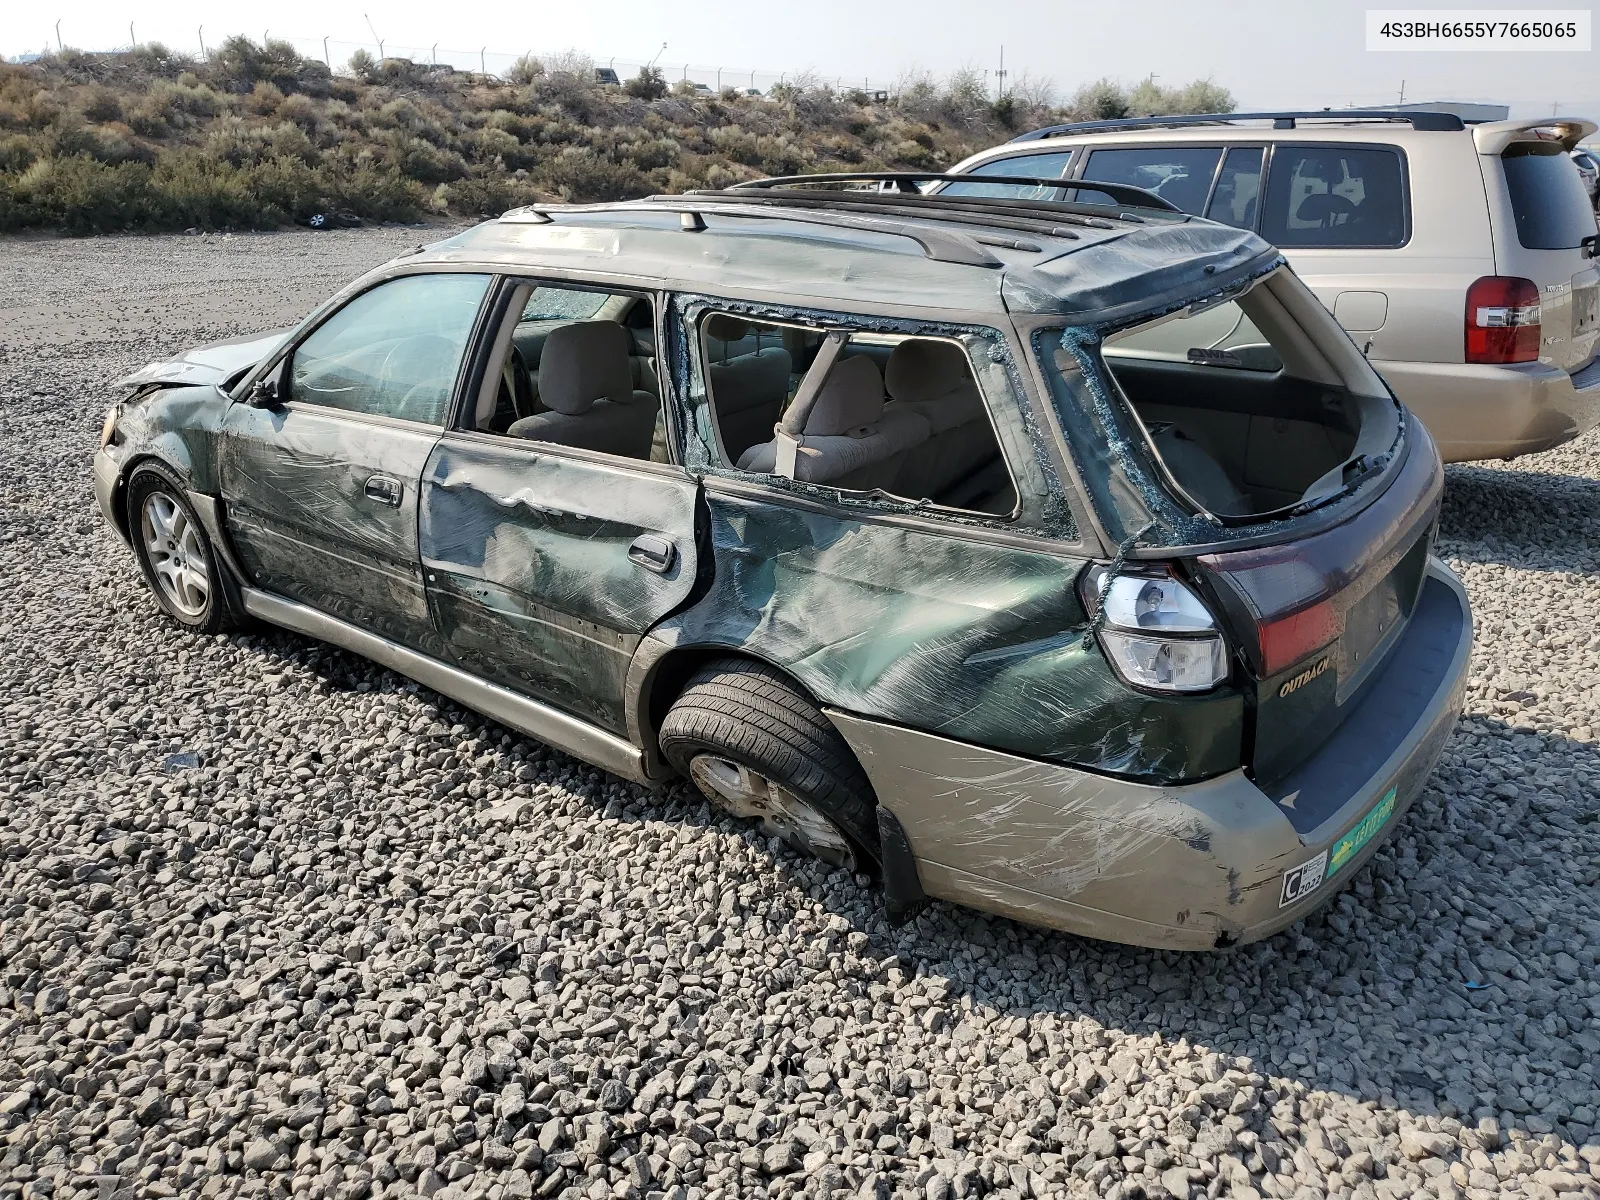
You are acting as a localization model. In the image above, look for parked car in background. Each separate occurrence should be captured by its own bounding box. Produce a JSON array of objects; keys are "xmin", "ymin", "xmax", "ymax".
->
[
  {"xmin": 1572, "ymin": 148, "xmax": 1600, "ymax": 205},
  {"xmin": 94, "ymin": 174, "xmax": 1471, "ymax": 950},
  {"xmin": 594, "ymin": 66, "xmax": 620, "ymax": 86},
  {"xmin": 943, "ymin": 111, "xmax": 1600, "ymax": 463}
]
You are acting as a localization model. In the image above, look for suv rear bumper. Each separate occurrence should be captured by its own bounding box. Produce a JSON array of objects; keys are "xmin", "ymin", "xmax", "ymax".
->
[
  {"xmin": 1381, "ymin": 355, "xmax": 1600, "ymax": 462},
  {"xmin": 828, "ymin": 560, "xmax": 1471, "ymax": 951}
]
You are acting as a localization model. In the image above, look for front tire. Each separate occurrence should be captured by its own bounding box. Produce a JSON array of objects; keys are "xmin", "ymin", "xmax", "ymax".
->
[
  {"xmin": 126, "ymin": 466, "xmax": 239, "ymax": 634},
  {"xmin": 659, "ymin": 658, "xmax": 880, "ymax": 873}
]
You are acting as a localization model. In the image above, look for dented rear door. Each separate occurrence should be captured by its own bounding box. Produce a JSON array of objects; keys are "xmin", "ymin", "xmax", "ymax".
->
[{"xmin": 418, "ymin": 437, "xmax": 700, "ymax": 735}]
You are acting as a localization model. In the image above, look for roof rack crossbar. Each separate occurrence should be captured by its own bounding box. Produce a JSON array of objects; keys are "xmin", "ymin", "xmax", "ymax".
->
[
  {"xmin": 723, "ymin": 171, "xmax": 1181, "ymax": 213},
  {"xmin": 1010, "ymin": 109, "xmax": 1467, "ymax": 142}
]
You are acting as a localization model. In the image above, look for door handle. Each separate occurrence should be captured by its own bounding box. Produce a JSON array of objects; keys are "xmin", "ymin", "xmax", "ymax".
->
[
  {"xmin": 627, "ymin": 534, "xmax": 677, "ymax": 574},
  {"xmin": 364, "ymin": 475, "xmax": 403, "ymax": 506}
]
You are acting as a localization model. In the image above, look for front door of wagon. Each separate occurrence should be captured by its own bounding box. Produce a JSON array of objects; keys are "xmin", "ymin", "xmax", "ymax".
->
[{"xmin": 219, "ymin": 272, "xmax": 492, "ymax": 652}]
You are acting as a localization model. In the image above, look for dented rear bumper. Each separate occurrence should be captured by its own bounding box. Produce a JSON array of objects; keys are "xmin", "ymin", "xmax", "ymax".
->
[{"xmin": 828, "ymin": 560, "xmax": 1471, "ymax": 950}]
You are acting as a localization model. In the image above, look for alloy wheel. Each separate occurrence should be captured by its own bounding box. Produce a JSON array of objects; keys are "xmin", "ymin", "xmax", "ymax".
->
[
  {"xmin": 688, "ymin": 753, "xmax": 859, "ymax": 872},
  {"xmin": 140, "ymin": 492, "xmax": 210, "ymax": 618}
]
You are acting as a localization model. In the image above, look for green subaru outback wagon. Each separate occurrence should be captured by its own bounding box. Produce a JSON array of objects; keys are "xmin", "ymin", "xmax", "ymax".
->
[{"xmin": 94, "ymin": 174, "xmax": 1472, "ymax": 950}]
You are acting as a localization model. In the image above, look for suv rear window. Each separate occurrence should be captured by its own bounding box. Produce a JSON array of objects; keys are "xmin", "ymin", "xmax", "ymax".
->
[
  {"xmin": 1501, "ymin": 143, "xmax": 1598, "ymax": 249},
  {"xmin": 1261, "ymin": 146, "xmax": 1407, "ymax": 248}
]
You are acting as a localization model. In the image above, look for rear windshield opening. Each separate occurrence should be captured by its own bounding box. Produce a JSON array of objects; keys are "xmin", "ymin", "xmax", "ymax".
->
[
  {"xmin": 1065, "ymin": 275, "xmax": 1397, "ymax": 521},
  {"xmin": 1500, "ymin": 142, "xmax": 1599, "ymax": 250}
]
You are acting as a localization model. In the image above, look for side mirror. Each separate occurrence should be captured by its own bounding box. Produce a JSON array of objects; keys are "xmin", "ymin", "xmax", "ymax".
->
[{"xmin": 247, "ymin": 375, "xmax": 282, "ymax": 409}]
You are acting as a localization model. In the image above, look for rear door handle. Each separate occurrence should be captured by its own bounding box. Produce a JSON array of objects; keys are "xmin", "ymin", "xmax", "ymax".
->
[
  {"xmin": 364, "ymin": 475, "xmax": 403, "ymax": 506},
  {"xmin": 627, "ymin": 534, "xmax": 677, "ymax": 574}
]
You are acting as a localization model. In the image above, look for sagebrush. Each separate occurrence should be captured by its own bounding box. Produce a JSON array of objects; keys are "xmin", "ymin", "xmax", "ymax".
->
[{"xmin": 0, "ymin": 40, "xmax": 1232, "ymax": 234}]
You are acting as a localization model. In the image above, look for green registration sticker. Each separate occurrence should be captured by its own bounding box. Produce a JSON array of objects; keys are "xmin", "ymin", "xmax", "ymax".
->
[{"xmin": 1329, "ymin": 786, "xmax": 1398, "ymax": 876}]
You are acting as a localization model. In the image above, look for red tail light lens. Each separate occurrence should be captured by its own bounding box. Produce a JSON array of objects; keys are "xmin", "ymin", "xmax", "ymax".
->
[
  {"xmin": 1465, "ymin": 276, "xmax": 1540, "ymax": 364},
  {"xmin": 1256, "ymin": 598, "xmax": 1341, "ymax": 678}
]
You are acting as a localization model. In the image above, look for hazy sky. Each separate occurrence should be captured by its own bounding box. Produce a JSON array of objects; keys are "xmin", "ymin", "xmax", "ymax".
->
[{"xmin": 10, "ymin": 0, "xmax": 1599, "ymax": 118}]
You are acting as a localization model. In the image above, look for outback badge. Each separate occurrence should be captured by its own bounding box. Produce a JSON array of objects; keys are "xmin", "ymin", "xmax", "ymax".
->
[{"xmin": 1278, "ymin": 655, "xmax": 1332, "ymax": 698}]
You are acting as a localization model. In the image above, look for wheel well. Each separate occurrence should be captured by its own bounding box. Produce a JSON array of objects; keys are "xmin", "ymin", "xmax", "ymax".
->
[
  {"xmin": 110, "ymin": 453, "xmax": 169, "ymax": 543},
  {"xmin": 639, "ymin": 646, "xmax": 829, "ymax": 779}
]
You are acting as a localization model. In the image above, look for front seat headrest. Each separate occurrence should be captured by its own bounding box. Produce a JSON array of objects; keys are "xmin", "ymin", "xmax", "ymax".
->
[
  {"xmin": 804, "ymin": 356, "xmax": 884, "ymax": 436},
  {"xmin": 538, "ymin": 321, "xmax": 634, "ymax": 415},
  {"xmin": 885, "ymin": 338, "xmax": 975, "ymax": 404}
]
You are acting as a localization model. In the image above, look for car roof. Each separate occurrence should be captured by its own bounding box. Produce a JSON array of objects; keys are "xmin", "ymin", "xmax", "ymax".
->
[
  {"xmin": 975, "ymin": 113, "xmax": 1597, "ymax": 154},
  {"xmin": 408, "ymin": 189, "xmax": 1277, "ymax": 324}
]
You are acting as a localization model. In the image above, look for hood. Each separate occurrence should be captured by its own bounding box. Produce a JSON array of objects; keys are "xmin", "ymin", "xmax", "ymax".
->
[{"xmin": 115, "ymin": 328, "xmax": 292, "ymax": 389}]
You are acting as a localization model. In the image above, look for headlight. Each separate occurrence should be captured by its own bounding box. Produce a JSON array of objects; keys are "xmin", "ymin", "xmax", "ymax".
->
[
  {"xmin": 99, "ymin": 406, "xmax": 120, "ymax": 449},
  {"xmin": 1088, "ymin": 570, "xmax": 1230, "ymax": 692}
]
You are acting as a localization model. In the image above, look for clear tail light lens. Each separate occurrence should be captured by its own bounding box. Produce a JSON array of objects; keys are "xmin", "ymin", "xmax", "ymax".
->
[
  {"xmin": 1465, "ymin": 276, "xmax": 1540, "ymax": 364},
  {"xmin": 1099, "ymin": 630, "xmax": 1229, "ymax": 692},
  {"xmin": 1085, "ymin": 571, "xmax": 1230, "ymax": 692}
]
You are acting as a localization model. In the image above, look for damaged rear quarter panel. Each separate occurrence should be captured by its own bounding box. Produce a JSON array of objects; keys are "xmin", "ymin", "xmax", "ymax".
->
[{"xmin": 655, "ymin": 490, "xmax": 1243, "ymax": 781}]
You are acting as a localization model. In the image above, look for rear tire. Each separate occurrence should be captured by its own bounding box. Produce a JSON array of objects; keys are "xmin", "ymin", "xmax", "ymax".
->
[
  {"xmin": 126, "ymin": 465, "xmax": 241, "ymax": 635},
  {"xmin": 659, "ymin": 657, "xmax": 880, "ymax": 873}
]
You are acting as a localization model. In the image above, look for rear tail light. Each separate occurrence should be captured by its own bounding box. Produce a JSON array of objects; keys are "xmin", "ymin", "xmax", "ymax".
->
[
  {"xmin": 1465, "ymin": 276, "xmax": 1540, "ymax": 364},
  {"xmin": 1083, "ymin": 568, "xmax": 1230, "ymax": 693}
]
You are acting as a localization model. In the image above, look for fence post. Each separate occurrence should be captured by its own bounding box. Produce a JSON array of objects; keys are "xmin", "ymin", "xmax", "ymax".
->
[
  {"xmin": 323, "ymin": 37, "xmax": 330, "ymax": 68},
  {"xmin": 198, "ymin": 25, "xmax": 205, "ymax": 58},
  {"xmin": 480, "ymin": 47, "xmax": 486, "ymax": 75}
]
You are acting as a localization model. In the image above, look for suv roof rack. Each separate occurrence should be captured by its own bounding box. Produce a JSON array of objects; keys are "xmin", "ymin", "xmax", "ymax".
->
[
  {"xmin": 1010, "ymin": 109, "xmax": 1468, "ymax": 142},
  {"xmin": 713, "ymin": 171, "xmax": 1180, "ymax": 214}
]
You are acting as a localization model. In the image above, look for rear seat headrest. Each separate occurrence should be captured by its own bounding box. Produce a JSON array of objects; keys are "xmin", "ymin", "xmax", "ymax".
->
[
  {"xmin": 704, "ymin": 314, "xmax": 751, "ymax": 344},
  {"xmin": 804, "ymin": 356, "xmax": 884, "ymax": 437},
  {"xmin": 885, "ymin": 338, "xmax": 976, "ymax": 404},
  {"xmin": 539, "ymin": 321, "xmax": 634, "ymax": 415}
]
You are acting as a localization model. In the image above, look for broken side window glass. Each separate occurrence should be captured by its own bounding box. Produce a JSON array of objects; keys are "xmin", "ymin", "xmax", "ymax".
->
[{"xmin": 701, "ymin": 313, "xmax": 1020, "ymax": 519}]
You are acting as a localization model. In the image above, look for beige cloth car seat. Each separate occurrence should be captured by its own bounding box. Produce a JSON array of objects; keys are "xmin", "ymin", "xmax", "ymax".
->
[
  {"xmin": 705, "ymin": 315, "xmax": 793, "ymax": 464},
  {"xmin": 737, "ymin": 355, "xmax": 928, "ymax": 489},
  {"xmin": 882, "ymin": 339, "xmax": 1000, "ymax": 500},
  {"xmin": 508, "ymin": 321, "xmax": 658, "ymax": 458}
]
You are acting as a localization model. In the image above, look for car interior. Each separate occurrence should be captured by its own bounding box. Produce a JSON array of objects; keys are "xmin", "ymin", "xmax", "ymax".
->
[
  {"xmin": 703, "ymin": 314, "xmax": 1019, "ymax": 516},
  {"xmin": 470, "ymin": 284, "xmax": 669, "ymax": 462},
  {"xmin": 1091, "ymin": 285, "xmax": 1371, "ymax": 518}
]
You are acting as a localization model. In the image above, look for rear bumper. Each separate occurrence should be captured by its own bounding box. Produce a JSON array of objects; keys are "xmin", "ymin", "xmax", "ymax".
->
[
  {"xmin": 829, "ymin": 560, "xmax": 1472, "ymax": 951},
  {"xmin": 1380, "ymin": 355, "xmax": 1600, "ymax": 462}
]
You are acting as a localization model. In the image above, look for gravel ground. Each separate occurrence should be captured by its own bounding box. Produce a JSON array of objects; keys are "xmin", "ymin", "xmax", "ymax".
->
[{"xmin": 2, "ymin": 227, "xmax": 1598, "ymax": 1200}]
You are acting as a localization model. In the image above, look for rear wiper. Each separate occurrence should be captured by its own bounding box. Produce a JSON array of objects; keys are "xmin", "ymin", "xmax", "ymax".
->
[{"xmin": 1340, "ymin": 452, "xmax": 1388, "ymax": 488}]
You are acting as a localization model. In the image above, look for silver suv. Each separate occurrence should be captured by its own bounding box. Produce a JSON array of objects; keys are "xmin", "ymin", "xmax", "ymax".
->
[{"xmin": 946, "ymin": 110, "xmax": 1600, "ymax": 462}]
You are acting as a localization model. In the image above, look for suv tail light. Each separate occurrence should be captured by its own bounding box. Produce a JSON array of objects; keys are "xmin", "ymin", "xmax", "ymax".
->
[
  {"xmin": 1466, "ymin": 276, "xmax": 1540, "ymax": 364},
  {"xmin": 1082, "ymin": 568, "xmax": 1229, "ymax": 693}
]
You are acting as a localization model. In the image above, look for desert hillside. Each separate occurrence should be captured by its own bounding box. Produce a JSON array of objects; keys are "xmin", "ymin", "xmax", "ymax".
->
[{"xmin": 0, "ymin": 39, "xmax": 1231, "ymax": 233}]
